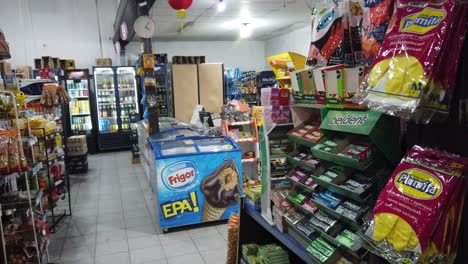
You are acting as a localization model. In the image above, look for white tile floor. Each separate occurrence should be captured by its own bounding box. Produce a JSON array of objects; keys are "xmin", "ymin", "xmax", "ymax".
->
[{"xmin": 48, "ymin": 151, "xmax": 229, "ymax": 264}]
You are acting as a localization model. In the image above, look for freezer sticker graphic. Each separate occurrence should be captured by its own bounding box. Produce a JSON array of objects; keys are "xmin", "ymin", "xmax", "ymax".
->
[
  {"xmin": 201, "ymin": 160, "xmax": 241, "ymax": 222},
  {"xmin": 161, "ymin": 192, "xmax": 199, "ymax": 219},
  {"xmin": 162, "ymin": 161, "xmax": 197, "ymax": 190}
]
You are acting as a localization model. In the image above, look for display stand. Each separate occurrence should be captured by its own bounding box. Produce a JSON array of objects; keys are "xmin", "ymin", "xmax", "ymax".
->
[
  {"xmin": 267, "ymin": 52, "xmax": 307, "ymax": 88},
  {"xmin": 221, "ymin": 119, "xmax": 260, "ymax": 182},
  {"xmin": 259, "ymin": 122, "xmax": 294, "ymax": 225}
]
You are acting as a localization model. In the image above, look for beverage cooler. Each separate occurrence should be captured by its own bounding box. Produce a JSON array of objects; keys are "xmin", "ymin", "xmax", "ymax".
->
[
  {"xmin": 64, "ymin": 69, "xmax": 97, "ymax": 153},
  {"xmin": 93, "ymin": 66, "xmax": 140, "ymax": 150}
]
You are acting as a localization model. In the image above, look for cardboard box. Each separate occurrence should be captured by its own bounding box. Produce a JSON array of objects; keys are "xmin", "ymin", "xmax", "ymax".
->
[
  {"xmin": 66, "ymin": 59, "xmax": 75, "ymax": 70},
  {"xmin": 67, "ymin": 135, "xmax": 87, "ymax": 147},
  {"xmin": 67, "ymin": 145, "xmax": 88, "ymax": 156},
  {"xmin": 0, "ymin": 62, "xmax": 12, "ymax": 76},
  {"xmin": 96, "ymin": 58, "xmax": 112, "ymax": 66},
  {"xmin": 15, "ymin": 66, "xmax": 32, "ymax": 79}
]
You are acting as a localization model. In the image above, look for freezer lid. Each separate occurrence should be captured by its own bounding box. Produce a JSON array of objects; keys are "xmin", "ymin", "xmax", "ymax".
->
[
  {"xmin": 148, "ymin": 127, "xmax": 200, "ymax": 143},
  {"xmin": 152, "ymin": 136, "xmax": 240, "ymax": 158}
]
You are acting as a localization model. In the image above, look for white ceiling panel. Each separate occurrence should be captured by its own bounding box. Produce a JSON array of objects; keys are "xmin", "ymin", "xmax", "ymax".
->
[{"xmin": 148, "ymin": 0, "xmax": 313, "ymax": 41}]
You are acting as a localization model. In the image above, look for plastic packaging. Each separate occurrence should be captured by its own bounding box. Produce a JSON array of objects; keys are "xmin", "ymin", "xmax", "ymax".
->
[
  {"xmin": 358, "ymin": 0, "xmax": 459, "ymax": 117},
  {"xmin": 362, "ymin": 145, "xmax": 467, "ymax": 263},
  {"xmin": 307, "ymin": 2, "xmax": 345, "ymax": 66}
]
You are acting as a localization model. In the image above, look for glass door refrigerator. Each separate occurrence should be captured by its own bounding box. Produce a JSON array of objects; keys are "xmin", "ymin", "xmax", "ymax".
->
[
  {"xmin": 65, "ymin": 69, "xmax": 97, "ymax": 153},
  {"xmin": 116, "ymin": 66, "xmax": 140, "ymax": 130},
  {"xmin": 154, "ymin": 64, "xmax": 173, "ymax": 117}
]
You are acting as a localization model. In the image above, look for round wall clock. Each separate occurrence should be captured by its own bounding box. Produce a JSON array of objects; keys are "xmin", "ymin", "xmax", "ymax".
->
[{"xmin": 134, "ymin": 16, "xmax": 156, "ymax": 39}]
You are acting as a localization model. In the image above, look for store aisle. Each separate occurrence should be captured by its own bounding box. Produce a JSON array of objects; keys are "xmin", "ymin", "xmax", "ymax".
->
[{"xmin": 48, "ymin": 151, "xmax": 229, "ymax": 264}]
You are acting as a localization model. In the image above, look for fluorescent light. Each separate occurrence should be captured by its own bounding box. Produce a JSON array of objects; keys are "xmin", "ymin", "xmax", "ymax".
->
[
  {"xmin": 240, "ymin": 23, "xmax": 251, "ymax": 38},
  {"xmin": 217, "ymin": 0, "xmax": 226, "ymax": 12}
]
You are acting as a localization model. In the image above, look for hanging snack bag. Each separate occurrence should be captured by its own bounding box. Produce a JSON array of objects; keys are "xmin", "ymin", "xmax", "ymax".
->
[
  {"xmin": 307, "ymin": 2, "xmax": 345, "ymax": 66},
  {"xmin": 17, "ymin": 135, "xmax": 29, "ymax": 171},
  {"xmin": 347, "ymin": 0, "xmax": 364, "ymax": 64},
  {"xmin": 323, "ymin": 65, "xmax": 345, "ymax": 108},
  {"xmin": 359, "ymin": 0, "xmax": 458, "ymax": 116},
  {"xmin": 363, "ymin": 145, "xmax": 467, "ymax": 263},
  {"xmin": 360, "ymin": 0, "xmax": 393, "ymax": 64}
]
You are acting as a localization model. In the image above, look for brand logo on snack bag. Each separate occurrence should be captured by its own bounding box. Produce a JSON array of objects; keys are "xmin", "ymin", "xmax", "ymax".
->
[
  {"xmin": 162, "ymin": 161, "xmax": 196, "ymax": 190},
  {"xmin": 394, "ymin": 168, "xmax": 443, "ymax": 200},
  {"xmin": 316, "ymin": 9, "xmax": 335, "ymax": 32},
  {"xmin": 400, "ymin": 8, "xmax": 446, "ymax": 34}
]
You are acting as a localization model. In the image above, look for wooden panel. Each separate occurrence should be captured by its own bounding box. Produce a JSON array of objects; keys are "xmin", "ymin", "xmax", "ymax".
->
[
  {"xmin": 198, "ymin": 63, "xmax": 224, "ymax": 113},
  {"xmin": 172, "ymin": 64, "xmax": 199, "ymax": 122}
]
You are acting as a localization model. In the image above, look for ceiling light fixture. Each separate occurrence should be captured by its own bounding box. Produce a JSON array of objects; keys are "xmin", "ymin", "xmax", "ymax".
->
[
  {"xmin": 217, "ymin": 0, "xmax": 226, "ymax": 12},
  {"xmin": 240, "ymin": 23, "xmax": 251, "ymax": 38}
]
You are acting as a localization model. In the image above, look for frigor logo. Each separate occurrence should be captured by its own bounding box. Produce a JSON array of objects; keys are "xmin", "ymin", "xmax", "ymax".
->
[
  {"xmin": 329, "ymin": 115, "xmax": 368, "ymax": 125},
  {"xmin": 162, "ymin": 161, "xmax": 197, "ymax": 190}
]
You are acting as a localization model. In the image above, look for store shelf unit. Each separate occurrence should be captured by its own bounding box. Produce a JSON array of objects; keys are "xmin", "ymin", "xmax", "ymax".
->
[
  {"xmin": 153, "ymin": 63, "xmax": 173, "ymax": 117},
  {"xmin": 64, "ymin": 69, "xmax": 97, "ymax": 154},
  {"xmin": 0, "ymin": 90, "xmax": 49, "ymax": 264},
  {"xmin": 221, "ymin": 119, "xmax": 260, "ymax": 183},
  {"xmin": 32, "ymin": 127, "xmax": 72, "ymax": 233},
  {"xmin": 259, "ymin": 122, "xmax": 294, "ymax": 225}
]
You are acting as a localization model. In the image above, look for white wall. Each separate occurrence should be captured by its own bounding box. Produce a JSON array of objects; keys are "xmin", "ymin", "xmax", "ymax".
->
[
  {"xmin": 264, "ymin": 26, "xmax": 310, "ymax": 60},
  {"xmin": 0, "ymin": 0, "xmax": 120, "ymax": 71},
  {"xmin": 125, "ymin": 41, "xmax": 266, "ymax": 71},
  {"xmin": 0, "ymin": 0, "xmax": 266, "ymax": 72}
]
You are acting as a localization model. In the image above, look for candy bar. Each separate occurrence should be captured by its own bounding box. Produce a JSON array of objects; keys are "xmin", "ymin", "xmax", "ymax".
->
[
  {"xmin": 296, "ymin": 222, "xmax": 317, "ymax": 239},
  {"xmin": 314, "ymin": 210, "xmax": 338, "ymax": 227},
  {"xmin": 343, "ymin": 201, "xmax": 365, "ymax": 213},
  {"xmin": 307, "ymin": 244, "xmax": 328, "ymax": 263},
  {"xmin": 311, "ymin": 239, "xmax": 334, "ymax": 257},
  {"xmin": 312, "ymin": 193, "xmax": 335, "ymax": 209},
  {"xmin": 315, "ymin": 237, "xmax": 335, "ymax": 254},
  {"xmin": 319, "ymin": 191, "xmax": 343, "ymax": 208},
  {"xmin": 302, "ymin": 200, "xmax": 318, "ymax": 214},
  {"xmin": 318, "ymin": 174, "xmax": 333, "ymax": 183},
  {"xmin": 335, "ymin": 205, "xmax": 359, "ymax": 221},
  {"xmin": 308, "ymin": 215, "xmax": 332, "ymax": 232}
]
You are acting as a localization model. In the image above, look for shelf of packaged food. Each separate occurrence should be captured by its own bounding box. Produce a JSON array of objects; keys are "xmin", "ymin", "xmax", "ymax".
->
[
  {"xmin": 287, "ymin": 176, "xmax": 316, "ymax": 193},
  {"xmin": 97, "ymin": 88, "xmax": 115, "ymax": 91},
  {"xmin": 242, "ymin": 157, "xmax": 258, "ymax": 163},
  {"xmin": 244, "ymin": 202, "xmax": 317, "ymax": 264},
  {"xmin": 311, "ymin": 147, "xmax": 373, "ymax": 171},
  {"xmin": 98, "ymin": 116, "xmax": 118, "ymax": 118},
  {"xmin": 118, "ymin": 87, "xmax": 136, "ymax": 91},
  {"xmin": 71, "ymin": 113, "xmax": 90, "ymax": 116},
  {"xmin": 284, "ymin": 200, "xmax": 367, "ymax": 260},
  {"xmin": 286, "ymin": 196, "xmax": 316, "ymax": 215},
  {"xmin": 308, "ymin": 175, "xmax": 373, "ymax": 204},
  {"xmin": 235, "ymin": 138, "xmax": 257, "ymax": 143},
  {"xmin": 287, "ymin": 135, "xmax": 318, "ymax": 148},
  {"xmin": 308, "ymin": 199, "xmax": 361, "ymax": 230},
  {"xmin": 98, "ymin": 102, "xmax": 117, "ymax": 105},
  {"xmin": 227, "ymin": 120, "xmax": 255, "ymax": 126},
  {"xmin": 72, "ymin": 96, "xmax": 89, "ymax": 99},
  {"xmin": 0, "ymin": 190, "xmax": 44, "ymax": 211},
  {"xmin": 291, "ymin": 103, "xmax": 326, "ymax": 109},
  {"xmin": 42, "ymin": 155, "xmax": 65, "ymax": 166},
  {"xmin": 285, "ymin": 154, "xmax": 319, "ymax": 172},
  {"xmin": 37, "ymin": 131, "xmax": 61, "ymax": 141}
]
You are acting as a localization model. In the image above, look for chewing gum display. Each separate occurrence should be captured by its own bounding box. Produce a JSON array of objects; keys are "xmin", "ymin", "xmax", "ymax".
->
[
  {"xmin": 343, "ymin": 66, "xmax": 367, "ymax": 109},
  {"xmin": 360, "ymin": 0, "xmax": 459, "ymax": 115},
  {"xmin": 364, "ymin": 145, "xmax": 467, "ymax": 263},
  {"xmin": 289, "ymin": 167, "xmax": 310, "ymax": 183},
  {"xmin": 296, "ymin": 221, "xmax": 317, "ymax": 239},
  {"xmin": 308, "ymin": 2, "xmax": 345, "ymax": 66},
  {"xmin": 288, "ymin": 123, "xmax": 322, "ymax": 144},
  {"xmin": 307, "ymin": 243, "xmax": 329, "ymax": 263},
  {"xmin": 336, "ymin": 229, "xmax": 363, "ymax": 250},
  {"xmin": 314, "ymin": 210, "xmax": 338, "ymax": 227},
  {"xmin": 309, "ymin": 215, "xmax": 333, "ymax": 233},
  {"xmin": 312, "ymin": 68, "xmax": 327, "ymax": 104},
  {"xmin": 302, "ymin": 200, "xmax": 318, "ymax": 214}
]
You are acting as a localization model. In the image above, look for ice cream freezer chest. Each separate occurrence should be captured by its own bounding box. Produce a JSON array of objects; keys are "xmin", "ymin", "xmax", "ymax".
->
[{"xmin": 151, "ymin": 136, "xmax": 242, "ymax": 229}]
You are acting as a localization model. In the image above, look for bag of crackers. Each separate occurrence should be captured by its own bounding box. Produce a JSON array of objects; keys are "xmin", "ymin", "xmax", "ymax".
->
[{"xmin": 362, "ymin": 145, "xmax": 467, "ymax": 264}]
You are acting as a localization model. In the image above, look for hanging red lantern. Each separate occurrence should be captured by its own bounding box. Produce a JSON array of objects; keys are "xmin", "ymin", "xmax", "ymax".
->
[{"xmin": 168, "ymin": 0, "xmax": 193, "ymax": 32}]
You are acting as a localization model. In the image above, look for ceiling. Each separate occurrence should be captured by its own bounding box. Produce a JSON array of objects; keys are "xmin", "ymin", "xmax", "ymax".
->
[{"xmin": 149, "ymin": 0, "xmax": 313, "ymax": 41}]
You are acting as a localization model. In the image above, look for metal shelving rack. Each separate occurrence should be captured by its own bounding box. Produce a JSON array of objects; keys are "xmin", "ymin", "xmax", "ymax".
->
[{"xmin": 0, "ymin": 90, "xmax": 49, "ymax": 263}]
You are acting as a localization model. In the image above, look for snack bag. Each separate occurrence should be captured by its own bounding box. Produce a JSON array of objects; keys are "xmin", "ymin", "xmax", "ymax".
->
[
  {"xmin": 323, "ymin": 65, "xmax": 345, "ymax": 108},
  {"xmin": 363, "ymin": 145, "xmax": 467, "ymax": 263},
  {"xmin": 361, "ymin": 0, "xmax": 393, "ymax": 64},
  {"xmin": 347, "ymin": 0, "xmax": 364, "ymax": 64},
  {"xmin": 0, "ymin": 130, "xmax": 10, "ymax": 175},
  {"xmin": 7, "ymin": 129, "xmax": 21, "ymax": 173},
  {"xmin": 307, "ymin": 2, "xmax": 345, "ymax": 66},
  {"xmin": 359, "ymin": 0, "xmax": 458, "ymax": 116}
]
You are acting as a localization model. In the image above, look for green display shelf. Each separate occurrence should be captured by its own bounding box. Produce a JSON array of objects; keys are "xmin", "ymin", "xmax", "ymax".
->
[
  {"xmin": 311, "ymin": 146, "xmax": 373, "ymax": 171},
  {"xmin": 291, "ymin": 103, "xmax": 326, "ymax": 109},
  {"xmin": 287, "ymin": 134, "xmax": 318, "ymax": 148},
  {"xmin": 309, "ymin": 175, "xmax": 373, "ymax": 203},
  {"xmin": 285, "ymin": 154, "xmax": 319, "ymax": 171}
]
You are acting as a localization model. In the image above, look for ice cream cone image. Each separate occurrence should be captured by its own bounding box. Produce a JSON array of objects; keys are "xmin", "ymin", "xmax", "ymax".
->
[{"xmin": 201, "ymin": 160, "xmax": 240, "ymax": 222}]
